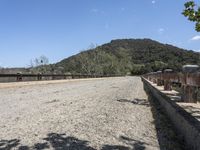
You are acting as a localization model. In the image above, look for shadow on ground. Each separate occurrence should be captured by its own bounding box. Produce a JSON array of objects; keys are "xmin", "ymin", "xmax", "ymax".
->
[
  {"xmin": 117, "ymin": 98, "xmax": 150, "ymax": 107},
  {"xmin": 0, "ymin": 133, "xmax": 95, "ymax": 150},
  {"xmin": 0, "ymin": 139, "xmax": 21, "ymax": 150},
  {"xmin": 0, "ymin": 133, "xmax": 148, "ymax": 150}
]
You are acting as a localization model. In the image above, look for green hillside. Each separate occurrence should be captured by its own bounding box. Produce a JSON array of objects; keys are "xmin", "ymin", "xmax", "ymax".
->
[{"xmin": 33, "ymin": 39, "xmax": 200, "ymax": 75}]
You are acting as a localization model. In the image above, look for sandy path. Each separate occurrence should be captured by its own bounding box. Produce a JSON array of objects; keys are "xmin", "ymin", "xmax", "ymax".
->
[{"xmin": 0, "ymin": 77, "xmax": 159, "ymax": 150}]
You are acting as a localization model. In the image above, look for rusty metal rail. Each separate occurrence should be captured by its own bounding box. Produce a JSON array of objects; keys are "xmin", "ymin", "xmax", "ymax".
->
[{"xmin": 142, "ymin": 66, "xmax": 200, "ymax": 103}]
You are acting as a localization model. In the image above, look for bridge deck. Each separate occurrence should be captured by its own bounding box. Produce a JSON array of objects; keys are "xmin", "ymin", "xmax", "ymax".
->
[{"xmin": 0, "ymin": 77, "xmax": 164, "ymax": 149}]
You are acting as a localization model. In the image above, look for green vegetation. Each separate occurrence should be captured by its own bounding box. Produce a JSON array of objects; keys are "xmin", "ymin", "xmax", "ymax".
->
[
  {"xmin": 183, "ymin": 1, "xmax": 200, "ymax": 31},
  {"xmin": 33, "ymin": 39, "xmax": 200, "ymax": 75}
]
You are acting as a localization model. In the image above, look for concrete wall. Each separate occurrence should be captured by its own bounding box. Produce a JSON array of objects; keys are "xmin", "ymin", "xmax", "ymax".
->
[
  {"xmin": 0, "ymin": 74, "xmax": 113, "ymax": 83},
  {"xmin": 142, "ymin": 77, "xmax": 200, "ymax": 150},
  {"xmin": 0, "ymin": 76, "xmax": 72, "ymax": 82},
  {"xmin": 0, "ymin": 77, "xmax": 17, "ymax": 82}
]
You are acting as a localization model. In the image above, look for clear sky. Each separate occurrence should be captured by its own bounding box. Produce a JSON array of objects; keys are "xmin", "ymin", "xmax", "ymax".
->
[{"xmin": 0, "ymin": 0, "xmax": 200, "ymax": 67}]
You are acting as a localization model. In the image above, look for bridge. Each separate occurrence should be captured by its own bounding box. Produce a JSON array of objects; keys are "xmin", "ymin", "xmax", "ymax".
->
[{"xmin": 0, "ymin": 71, "xmax": 200, "ymax": 149}]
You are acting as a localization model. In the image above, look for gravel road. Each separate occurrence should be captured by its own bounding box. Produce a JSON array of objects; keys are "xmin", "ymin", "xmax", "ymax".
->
[{"xmin": 0, "ymin": 77, "xmax": 160, "ymax": 150}]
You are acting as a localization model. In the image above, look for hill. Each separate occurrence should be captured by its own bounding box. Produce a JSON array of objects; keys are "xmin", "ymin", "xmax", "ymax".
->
[
  {"xmin": 54, "ymin": 39, "xmax": 200, "ymax": 75},
  {"xmin": 31, "ymin": 38, "xmax": 200, "ymax": 75}
]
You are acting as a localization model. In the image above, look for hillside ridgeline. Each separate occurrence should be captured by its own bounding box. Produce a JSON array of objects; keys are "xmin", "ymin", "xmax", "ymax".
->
[{"xmin": 2, "ymin": 39, "xmax": 199, "ymax": 75}]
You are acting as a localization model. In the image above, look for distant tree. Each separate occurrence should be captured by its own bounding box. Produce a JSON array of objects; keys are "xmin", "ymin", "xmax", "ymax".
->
[
  {"xmin": 88, "ymin": 43, "xmax": 97, "ymax": 50},
  {"xmin": 28, "ymin": 55, "xmax": 50, "ymax": 74},
  {"xmin": 182, "ymin": 1, "xmax": 200, "ymax": 31},
  {"xmin": 152, "ymin": 61, "xmax": 168, "ymax": 71},
  {"xmin": 30, "ymin": 55, "xmax": 49, "ymax": 67},
  {"xmin": 78, "ymin": 44, "xmax": 100, "ymax": 74},
  {"xmin": 37, "ymin": 55, "xmax": 49, "ymax": 66}
]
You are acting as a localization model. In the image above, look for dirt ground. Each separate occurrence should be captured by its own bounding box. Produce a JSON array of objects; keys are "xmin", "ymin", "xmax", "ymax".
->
[{"xmin": 0, "ymin": 77, "xmax": 160, "ymax": 150}]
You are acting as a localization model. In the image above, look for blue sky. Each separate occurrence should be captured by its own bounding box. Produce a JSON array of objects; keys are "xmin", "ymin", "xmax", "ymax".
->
[{"xmin": 0, "ymin": 0, "xmax": 200, "ymax": 67}]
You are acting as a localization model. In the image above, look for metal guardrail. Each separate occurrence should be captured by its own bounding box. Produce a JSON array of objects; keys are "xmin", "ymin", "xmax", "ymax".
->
[{"xmin": 142, "ymin": 65, "xmax": 200, "ymax": 103}]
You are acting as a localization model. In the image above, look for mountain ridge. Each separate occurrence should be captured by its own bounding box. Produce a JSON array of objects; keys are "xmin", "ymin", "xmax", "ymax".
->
[
  {"xmin": 6, "ymin": 38, "xmax": 199, "ymax": 75},
  {"xmin": 50, "ymin": 38, "xmax": 199, "ymax": 75}
]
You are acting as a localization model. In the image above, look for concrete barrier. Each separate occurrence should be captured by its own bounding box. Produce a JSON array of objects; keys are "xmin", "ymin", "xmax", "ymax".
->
[
  {"xmin": 0, "ymin": 74, "xmax": 123, "ymax": 83},
  {"xmin": 142, "ymin": 77, "xmax": 200, "ymax": 150}
]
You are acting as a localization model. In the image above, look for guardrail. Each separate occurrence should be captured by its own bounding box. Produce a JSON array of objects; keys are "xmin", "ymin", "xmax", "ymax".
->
[
  {"xmin": 142, "ymin": 65, "xmax": 200, "ymax": 103},
  {"xmin": 0, "ymin": 73, "xmax": 122, "ymax": 83}
]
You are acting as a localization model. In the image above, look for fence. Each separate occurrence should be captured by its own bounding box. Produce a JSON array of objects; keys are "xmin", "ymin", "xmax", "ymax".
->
[
  {"xmin": 142, "ymin": 66, "xmax": 200, "ymax": 103},
  {"xmin": 0, "ymin": 73, "xmax": 121, "ymax": 83}
]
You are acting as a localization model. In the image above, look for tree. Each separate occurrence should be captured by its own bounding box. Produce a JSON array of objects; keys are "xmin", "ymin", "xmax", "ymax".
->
[
  {"xmin": 30, "ymin": 55, "xmax": 49, "ymax": 67},
  {"xmin": 28, "ymin": 55, "xmax": 50, "ymax": 74},
  {"xmin": 182, "ymin": 1, "xmax": 200, "ymax": 31},
  {"xmin": 36, "ymin": 55, "xmax": 49, "ymax": 66}
]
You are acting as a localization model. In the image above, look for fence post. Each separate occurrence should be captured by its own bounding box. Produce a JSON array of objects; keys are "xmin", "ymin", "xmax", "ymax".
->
[
  {"xmin": 163, "ymin": 69, "xmax": 173, "ymax": 91},
  {"xmin": 17, "ymin": 73, "xmax": 22, "ymax": 81},
  {"xmin": 181, "ymin": 65, "xmax": 199, "ymax": 103},
  {"xmin": 156, "ymin": 71, "xmax": 163, "ymax": 86},
  {"xmin": 148, "ymin": 73, "xmax": 153, "ymax": 82},
  {"xmin": 152, "ymin": 72, "xmax": 157, "ymax": 84},
  {"xmin": 37, "ymin": 73, "xmax": 42, "ymax": 80}
]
